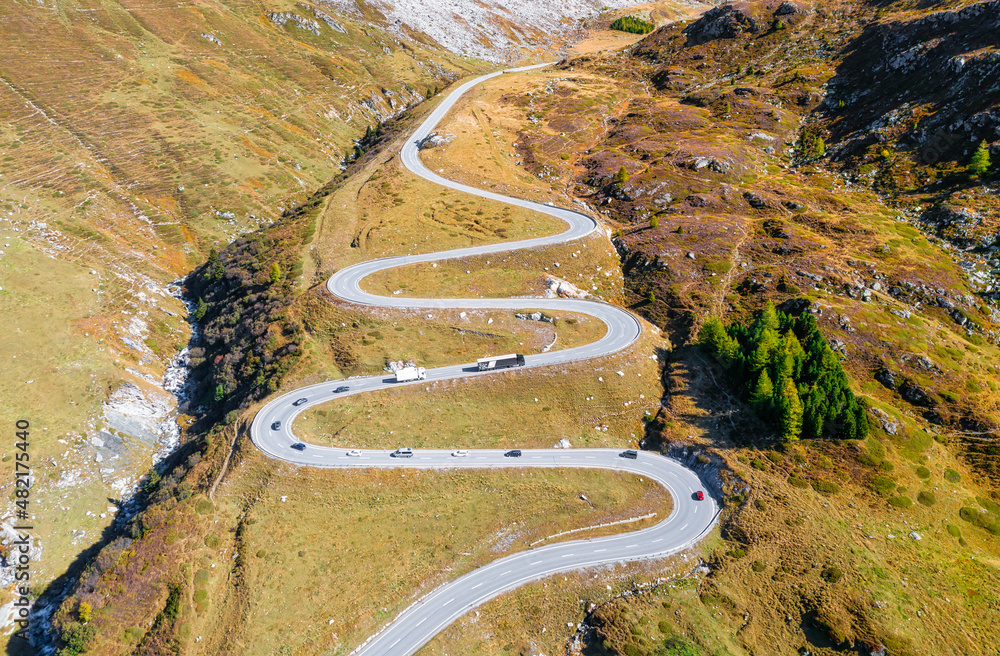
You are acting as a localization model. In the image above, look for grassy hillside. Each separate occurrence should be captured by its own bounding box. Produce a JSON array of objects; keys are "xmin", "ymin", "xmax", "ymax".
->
[{"xmin": 20, "ymin": 1, "xmax": 1000, "ymax": 655}]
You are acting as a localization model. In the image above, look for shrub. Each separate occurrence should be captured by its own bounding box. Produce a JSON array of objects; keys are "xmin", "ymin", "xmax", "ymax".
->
[
  {"xmin": 204, "ymin": 534, "xmax": 220, "ymax": 549},
  {"xmin": 752, "ymin": 560, "xmax": 767, "ymax": 572},
  {"xmin": 944, "ymin": 468, "xmax": 961, "ymax": 483},
  {"xmin": 58, "ymin": 622, "xmax": 95, "ymax": 655},
  {"xmin": 946, "ymin": 524, "xmax": 961, "ymax": 538},
  {"xmin": 888, "ymin": 496, "xmax": 912, "ymax": 508},
  {"xmin": 196, "ymin": 499, "xmax": 214, "ymax": 515},
  {"xmin": 870, "ymin": 475, "xmax": 896, "ymax": 497},
  {"xmin": 123, "ymin": 626, "xmax": 145, "ymax": 642},
  {"xmin": 788, "ymin": 476, "xmax": 809, "ymax": 489},
  {"xmin": 820, "ymin": 566, "xmax": 844, "ymax": 583},
  {"xmin": 917, "ymin": 490, "xmax": 936, "ymax": 506},
  {"xmin": 193, "ymin": 589, "xmax": 208, "ymax": 603},
  {"xmin": 727, "ymin": 547, "xmax": 747, "ymax": 558},
  {"xmin": 754, "ymin": 498, "xmax": 768, "ymax": 511},
  {"xmin": 658, "ymin": 619, "xmax": 670, "ymax": 634},
  {"xmin": 915, "ymin": 466, "xmax": 931, "ymax": 479},
  {"xmin": 77, "ymin": 602, "xmax": 92, "ymax": 623},
  {"xmin": 959, "ymin": 507, "xmax": 1000, "ymax": 535},
  {"xmin": 812, "ymin": 480, "xmax": 840, "ymax": 495}
]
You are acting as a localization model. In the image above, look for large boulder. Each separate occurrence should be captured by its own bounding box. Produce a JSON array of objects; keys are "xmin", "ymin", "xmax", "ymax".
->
[{"xmin": 683, "ymin": 2, "xmax": 760, "ymax": 46}]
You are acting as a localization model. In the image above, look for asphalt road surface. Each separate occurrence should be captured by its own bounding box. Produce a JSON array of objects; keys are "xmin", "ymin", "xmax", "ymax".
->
[{"xmin": 250, "ymin": 64, "xmax": 718, "ymax": 656}]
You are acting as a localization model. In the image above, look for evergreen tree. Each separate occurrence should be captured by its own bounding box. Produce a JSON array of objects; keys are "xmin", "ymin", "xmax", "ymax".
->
[
  {"xmin": 777, "ymin": 377, "xmax": 803, "ymax": 440},
  {"xmin": 813, "ymin": 136, "xmax": 825, "ymax": 158},
  {"xmin": 969, "ymin": 140, "xmax": 992, "ymax": 177},
  {"xmin": 614, "ymin": 166, "xmax": 630, "ymax": 185},
  {"xmin": 749, "ymin": 328, "xmax": 779, "ymax": 372},
  {"xmin": 854, "ymin": 401, "xmax": 870, "ymax": 440},
  {"xmin": 194, "ymin": 298, "xmax": 208, "ymax": 322},
  {"xmin": 207, "ymin": 248, "xmax": 224, "ymax": 281},
  {"xmin": 270, "ymin": 262, "xmax": 283, "ymax": 284},
  {"xmin": 750, "ymin": 370, "xmax": 774, "ymax": 415}
]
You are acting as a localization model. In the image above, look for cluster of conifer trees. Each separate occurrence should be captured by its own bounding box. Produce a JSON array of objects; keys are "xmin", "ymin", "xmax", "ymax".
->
[
  {"xmin": 698, "ymin": 303, "xmax": 869, "ymax": 441},
  {"xmin": 609, "ymin": 15, "xmax": 655, "ymax": 34}
]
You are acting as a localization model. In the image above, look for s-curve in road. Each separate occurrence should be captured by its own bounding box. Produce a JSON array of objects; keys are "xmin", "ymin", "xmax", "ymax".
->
[{"xmin": 250, "ymin": 64, "xmax": 719, "ymax": 656}]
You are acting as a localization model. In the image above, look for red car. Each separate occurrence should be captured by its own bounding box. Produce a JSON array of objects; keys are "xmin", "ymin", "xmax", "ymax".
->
[{"xmin": 695, "ymin": 491, "xmax": 705, "ymax": 501}]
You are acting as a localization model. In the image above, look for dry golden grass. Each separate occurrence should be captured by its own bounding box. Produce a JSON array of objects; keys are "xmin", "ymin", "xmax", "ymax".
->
[
  {"xmin": 293, "ymin": 324, "xmax": 667, "ymax": 450},
  {"xmin": 192, "ymin": 451, "xmax": 671, "ymax": 656}
]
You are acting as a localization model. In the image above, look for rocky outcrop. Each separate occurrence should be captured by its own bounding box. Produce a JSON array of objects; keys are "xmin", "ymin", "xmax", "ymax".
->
[
  {"xmin": 827, "ymin": 0, "xmax": 1000, "ymax": 162},
  {"xmin": 683, "ymin": 2, "xmax": 760, "ymax": 45}
]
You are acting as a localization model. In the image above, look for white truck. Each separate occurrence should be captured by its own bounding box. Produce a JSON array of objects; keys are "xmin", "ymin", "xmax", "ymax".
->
[{"xmin": 394, "ymin": 366, "xmax": 426, "ymax": 382}]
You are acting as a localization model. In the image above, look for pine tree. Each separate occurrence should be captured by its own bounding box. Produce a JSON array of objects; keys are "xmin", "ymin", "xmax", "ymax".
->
[
  {"xmin": 270, "ymin": 262, "xmax": 283, "ymax": 284},
  {"xmin": 969, "ymin": 140, "xmax": 992, "ymax": 177},
  {"xmin": 777, "ymin": 377, "xmax": 803, "ymax": 440},
  {"xmin": 750, "ymin": 370, "xmax": 774, "ymax": 414},
  {"xmin": 614, "ymin": 166, "xmax": 630, "ymax": 185},
  {"xmin": 207, "ymin": 248, "xmax": 224, "ymax": 281},
  {"xmin": 854, "ymin": 402, "xmax": 870, "ymax": 439},
  {"xmin": 650, "ymin": 216, "xmax": 659, "ymax": 229},
  {"xmin": 749, "ymin": 328, "xmax": 779, "ymax": 372},
  {"xmin": 813, "ymin": 136, "xmax": 825, "ymax": 158},
  {"xmin": 194, "ymin": 298, "xmax": 208, "ymax": 322}
]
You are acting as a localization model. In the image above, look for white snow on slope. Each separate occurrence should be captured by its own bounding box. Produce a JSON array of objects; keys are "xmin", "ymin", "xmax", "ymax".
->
[{"xmin": 319, "ymin": 0, "xmax": 645, "ymax": 61}]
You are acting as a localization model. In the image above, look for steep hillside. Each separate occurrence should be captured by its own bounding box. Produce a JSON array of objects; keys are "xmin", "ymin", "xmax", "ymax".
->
[
  {"xmin": 394, "ymin": 3, "xmax": 1000, "ymax": 655},
  {"xmin": 0, "ymin": 0, "xmax": 665, "ymax": 651}
]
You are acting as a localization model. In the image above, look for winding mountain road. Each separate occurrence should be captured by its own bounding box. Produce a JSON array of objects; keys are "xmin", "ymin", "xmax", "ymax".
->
[{"xmin": 250, "ymin": 64, "xmax": 718, "ymax": 656}]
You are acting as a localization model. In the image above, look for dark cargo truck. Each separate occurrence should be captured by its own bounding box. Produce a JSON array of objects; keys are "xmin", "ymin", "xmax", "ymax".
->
[{"xmin": 477, "ymin": 353, "xmax": 526, "ymax": 371}]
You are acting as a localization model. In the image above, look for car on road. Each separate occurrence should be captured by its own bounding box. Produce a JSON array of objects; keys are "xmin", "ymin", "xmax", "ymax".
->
[
  {"xmin": 334, "ymin": 386, "xmax": 350, "ymax": 393},
  {"xmin": 293, "ymin": 398, "xmax": 308, "ymax": 406},
  {"xmin": 451, "ymin": 450, "xmax": 468, "ymax": 457},
  {"xmin": 271, "ymin": 421, "xmax": 281, "ymax": 431},
  {"xmin": 290, "ymin": 443, "xmax": 306, "ymax": 451},
  {"xmin": 620, "ymin": 449, "xmax": 638, "ymax": 459},
  {"xmin": 391, "ymin": 447, "xmax": 414, "ymax": 458},
  {"xmin": 347, "ymin": 449, "xmax": 362, "ymax": 457},
  {"xmin": 504, "ymin": 449, "xmax": 522, "ymax": 458},
  {"xmin": 695, "ymin": 491, "xmax": 705, "ymax": 501}
]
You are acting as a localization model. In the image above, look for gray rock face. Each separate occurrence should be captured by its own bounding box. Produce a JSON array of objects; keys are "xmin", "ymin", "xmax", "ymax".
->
[{"xmin": 683, "ymin": 2, "xmax": 760, "ymax": 45}]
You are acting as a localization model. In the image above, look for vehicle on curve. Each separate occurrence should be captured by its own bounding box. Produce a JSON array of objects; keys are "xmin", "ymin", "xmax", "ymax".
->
[
  {"xmin": 451, "ymin": 450, "xmax": 468, "ymax": 457},
  {"xmin": 291, "ymin": 443, "xmax": 306, "ymax": 451},
  {"xmin": 695, "ymin": 490, "xmax": 705, "ymax": 501},
  {"xmin": 394, "ymin": 366, "xmax": 426, "ymax": 382},
  {"xmin": 504, "ymin": 449, "xmax": 522, "ymax": 457},
  {"xmin": 293, "ymin": 398, "xmax": 308, "ymax": 406},
  {"xmin": 477, "ymin": 353, "xmax": 525, "ymax": 371},
  {"xmin": 347, "ymin": 449, "xmax": 362, "ymax": 457},
  {"xmin": 620, "ymin": 449, "xmax": 638, "ymax": 459},
  {"xmin": 271, "ymin": 421, "xmax": 281, "ymax": 431},
  {"xmin": 334, "ymin": 386, "xmax": 350, "ymax": 393},
  {"xmin": 391, "ymin": 447, "xmax": 414, "ymax": 458}
]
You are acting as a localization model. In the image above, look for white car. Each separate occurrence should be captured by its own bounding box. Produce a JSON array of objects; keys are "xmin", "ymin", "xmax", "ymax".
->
[
  {"xmin": 451, "ymin": 450, "xmax": 468, "ymax": 457},
  {"xmin": 347, "ymin": 449, "xmax": 362, "ymax": 457}
]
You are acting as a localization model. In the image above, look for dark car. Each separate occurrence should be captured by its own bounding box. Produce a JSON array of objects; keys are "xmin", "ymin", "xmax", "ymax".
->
[
  {"xmin": 271, "ymin": 421, "xmax": 281, "ymax": 431},
  {"xmin": 620, "ymin": 449, "xmax": 638, "ymax": 459},
  {"xmin": 504, "ymin": 449, "xmax": 522, "ymax": 458},
  {"xmin": 292, "ymin": 398, "xmax": 308, "ymax": 406},
  {"xmin": 291, "ymin": 443, "xmax": 306, "ymax": 451},
  {"xmin": 334, "ymin": 386, "xmax": 350, "ymax": 393},
  {"xmin": 391, "ymin": 447, "xmax": 414, "ymax": 458},
  {"xmin": 695, "ymin": 490, "xmax": 705, "ymax": 501}
]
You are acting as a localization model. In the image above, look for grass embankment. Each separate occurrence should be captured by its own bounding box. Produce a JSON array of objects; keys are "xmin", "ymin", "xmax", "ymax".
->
[
  {"xmin": 309, "ymin": 156, "xmax": 566, "ymax": 275},
  {"xmin": 189, "ymin": 451, "xmax": 671, "ymax": 656},
  {"xmin": 417, "ymin": 69, "xmax": 634, "ymax": 201},
  {"xmin": 361, "ymin": 232, "xmax": 624, "ymax": 303},
  {"xmin": 294, "ymin": 323, "xmax": 666, "ymax": 450}
]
